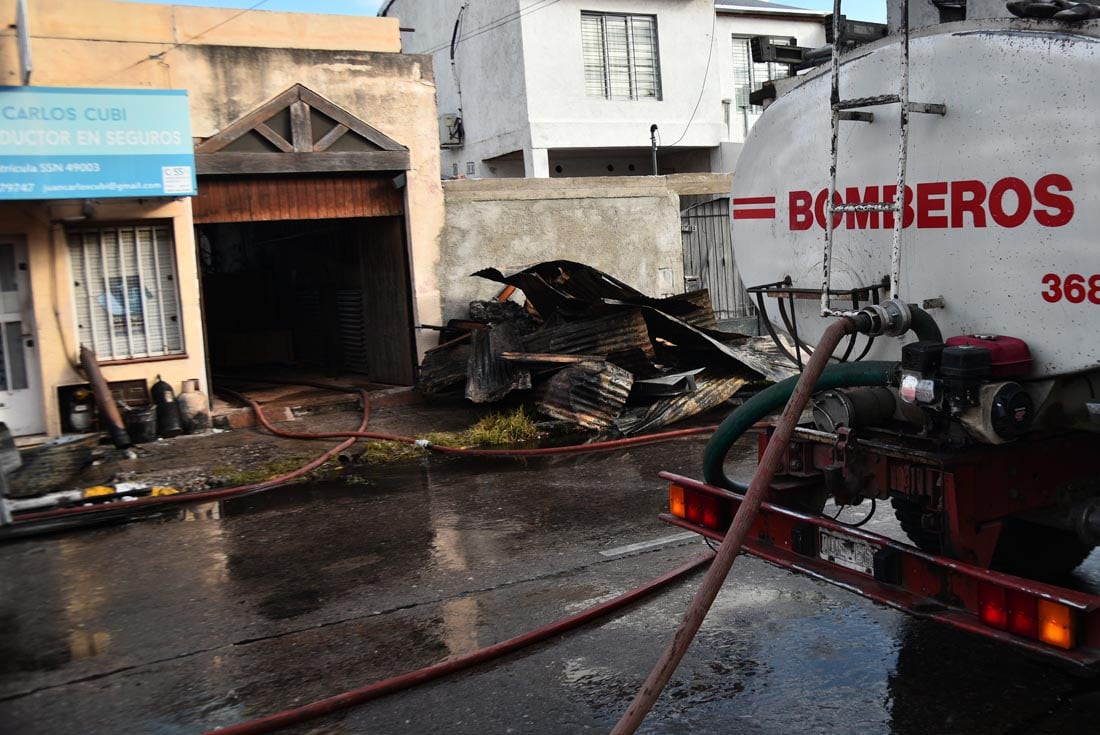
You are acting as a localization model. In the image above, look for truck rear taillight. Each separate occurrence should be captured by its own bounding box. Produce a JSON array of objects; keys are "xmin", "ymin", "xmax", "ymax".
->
[
  {"xmin": 668, "ymin": 484, "xmax": 725, "ymax": 531},
  {"xmin": 1038, "ymin": 600, "xmax": 1076, "ymax": 650},
  {"xmin": 979, "ymin": 582, "xmax": 1077, "ymax": 650}
]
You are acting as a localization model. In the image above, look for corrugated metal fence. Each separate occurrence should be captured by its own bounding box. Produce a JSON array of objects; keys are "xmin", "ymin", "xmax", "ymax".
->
[{"xmin": 679, "ymin": 196, "xmax": 756, "ymax": 323}]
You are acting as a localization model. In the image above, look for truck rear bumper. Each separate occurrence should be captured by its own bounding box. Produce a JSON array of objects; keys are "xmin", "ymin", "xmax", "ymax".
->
[{"xmin": 659, "ymin": 471, "xmax": 1100, "ymax": 671}]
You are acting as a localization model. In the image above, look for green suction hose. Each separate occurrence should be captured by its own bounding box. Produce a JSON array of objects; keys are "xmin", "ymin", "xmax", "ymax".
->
[{"xmin": 702, "ymin": 361, "xmax": 898, "ymax": 491}]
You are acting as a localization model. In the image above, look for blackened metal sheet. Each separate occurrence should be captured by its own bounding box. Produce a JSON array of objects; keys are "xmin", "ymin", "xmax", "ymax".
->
[
  {"xmin": 418, "ymin": 342, "xmax": 473, "ymax": 395},
  {"xmin": 654, "ymin": 290, "xmax": 719, "ymax": 331},
  {"xmin": 616, "ymin": 374, "xmax": 749, "ymax": 436},
  {"xmin": 521, "ymin": 310, "xmax": 655, "ymax": 360},
  {"xmin": 473, "ymin": 262, "xmax": 719, "ymax": 324},
  {"xmin": 536, "ymin": 360, "xmax": 633, "ymax": 430},
  {"xmin": 473, "ymin": 261, "xmax": 645, "ymax": 317},
  {"xmin": 619, "ymin": 304, "xmax": 797, "ymax": 383},
  {"xmin": 465, "ymin": 322, "xmax": 532, "ymax": 403}
]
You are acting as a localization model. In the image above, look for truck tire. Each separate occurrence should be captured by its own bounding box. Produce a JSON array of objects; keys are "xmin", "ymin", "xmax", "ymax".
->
[
  {"xmin": 891, "ymin": 497, "xmax": 943, "ymax": 554},
  {"xmin": 990, "ymin": 521, "xmax": 1095, "ymax": 582}
]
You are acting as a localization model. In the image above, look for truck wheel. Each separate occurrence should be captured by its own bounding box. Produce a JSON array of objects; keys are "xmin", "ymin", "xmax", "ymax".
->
[
  {"xmin": 890, "ymin": 497, "xmax": 942, "ymax": 554},
  {"xmin": 991, "ymin": 521, "xmax": 1095, "ymax": 582}
]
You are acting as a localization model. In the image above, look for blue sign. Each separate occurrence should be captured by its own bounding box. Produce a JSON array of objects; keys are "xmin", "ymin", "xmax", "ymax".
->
[{"xmin": 0, "ymin": 86, "xmax": 196, "ymax": 200}]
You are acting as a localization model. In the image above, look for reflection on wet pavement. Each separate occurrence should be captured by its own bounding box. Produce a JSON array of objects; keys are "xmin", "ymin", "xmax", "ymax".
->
[{"xmin": 1, "ymin": 438, "xmax": 1099, "ymax": 734}]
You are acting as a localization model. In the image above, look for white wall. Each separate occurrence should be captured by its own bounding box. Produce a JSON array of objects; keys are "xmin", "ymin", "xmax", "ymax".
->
[
  {"xmin": 386, "ymin": 0, "xmax": 531, "ymax": 177},
  {"xmin": 520, "ymin": 0, "xmax": 724, "ymax": 153},
  {"xmin": 388, "ymin": 0, "xmax": 827, "ymax": 179},
  {"xmin": 715, "ymin": 12, "xmax": 827, "ymax": 145}
]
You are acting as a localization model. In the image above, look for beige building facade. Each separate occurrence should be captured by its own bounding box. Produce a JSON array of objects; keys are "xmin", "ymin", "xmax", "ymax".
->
[{"xmin": 0, "ymin": 0, "xmax": 444, "ymax": 439}]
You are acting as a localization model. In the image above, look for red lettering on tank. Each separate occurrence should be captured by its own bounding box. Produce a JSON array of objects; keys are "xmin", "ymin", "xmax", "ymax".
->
[
  {"xmin": 789, "ymin": 190, "xmax": 814, "ymax": 230},
  {"xmin": 843, "ymin": 186, "xmax": 882, "ymax": 230},
  {"xmin": 950, "ymin": 180, "xmax": 987, "ymax": 228},
  {"xmin": 989, "ymin": 177, "xmax": 1031, "ymax": 228},
  {"xmin": 916, "ymin": 182, "xmax": 949, "ymax": 228},
  {"xmin": 1033, "ymin": 173, "xmax": 1074, "ymax": 227},
  {"xmin": 775, "ymin": 175, "xmax": 1075, "ymax": 231}
]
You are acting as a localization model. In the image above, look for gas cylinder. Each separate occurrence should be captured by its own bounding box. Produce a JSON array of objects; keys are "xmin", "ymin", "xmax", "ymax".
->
[
  {"xmin": 151, "ymin": 375, "xmax": 183, "ymax": 437},
  {"xmin": 68, "ymin": 388, "xmax": 96, "ymax": 432},
  {"xmin": 177, "ymin": 379, "xmax": 211, "ymax": 434}
]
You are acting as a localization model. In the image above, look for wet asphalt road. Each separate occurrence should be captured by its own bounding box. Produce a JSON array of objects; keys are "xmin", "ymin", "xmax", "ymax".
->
[{"xmin": 2, "ymin": 434, "xmax": 1099, "ymax": 734}]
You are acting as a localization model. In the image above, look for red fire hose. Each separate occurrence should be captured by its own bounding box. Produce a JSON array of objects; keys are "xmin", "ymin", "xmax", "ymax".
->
[
  {"xmin": 202, "ymin": 551, "xmax": 714, "ymax": 735},
  {"xmin": 9, "ymin": 387, "xmax": 720, "ymax": 528},
  {"xmin": 610, "ymin": 317, "xmax": 860, "ymax": 733}
]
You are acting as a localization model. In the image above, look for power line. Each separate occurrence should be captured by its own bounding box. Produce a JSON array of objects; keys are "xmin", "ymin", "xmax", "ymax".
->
[
  {"xmin": 419, "ymin": 0, "xmax": 563, "ymax": 57},
  {"xmin": 94, "ymin": 0, "xmax": 270, "ymax": 83},
  {"xmin": 151, "ymin": 0, "xmax": 272, "ymax": 59},
  {"xmin": 664, "ymin": 8, "xmax": 717, "ymax": 148}
]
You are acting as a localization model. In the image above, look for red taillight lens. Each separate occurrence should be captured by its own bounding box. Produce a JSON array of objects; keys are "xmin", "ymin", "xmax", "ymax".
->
[
  {"xmin": 1006, "ymin": 591, "xmax": 1038, "ymax": 638},
  {"xmin": 979, "ymin": 584, "xmax": 1007, "ymax": 629},
  {"xmin": 683, "ymin": 491, "xmax": 722, "ymax": 530}
]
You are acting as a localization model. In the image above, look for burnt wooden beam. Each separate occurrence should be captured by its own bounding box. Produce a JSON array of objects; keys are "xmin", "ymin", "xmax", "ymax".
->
[{"xmin": 498, "ymin": 352, "xmax": 607, "ymax": 365}]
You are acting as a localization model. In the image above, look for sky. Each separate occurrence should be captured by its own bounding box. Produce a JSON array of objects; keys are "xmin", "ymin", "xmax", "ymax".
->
[{"xmin": 125, "ymin": 0, "xmax": 886, "ymax": 23}]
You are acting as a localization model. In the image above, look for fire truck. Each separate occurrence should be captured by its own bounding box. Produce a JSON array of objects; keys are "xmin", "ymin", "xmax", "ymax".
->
[{"xmin": 661, "ymin": 4, "xmax": 1100, "ymax": 669}]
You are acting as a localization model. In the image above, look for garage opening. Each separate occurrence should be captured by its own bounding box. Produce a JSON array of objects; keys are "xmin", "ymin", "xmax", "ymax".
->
[
  {"xmin": 198, "ymin": 214, "xmax": 414, "ymax": 385},
  {"xmin": 192, "ymin": 84, "xmax": 419, "ymax": 401}
]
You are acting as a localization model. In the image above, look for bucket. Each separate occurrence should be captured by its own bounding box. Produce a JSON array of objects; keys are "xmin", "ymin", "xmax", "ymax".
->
[{"xmin": 124, "ymin": 406, "xmax": 157, "ymax": 444}]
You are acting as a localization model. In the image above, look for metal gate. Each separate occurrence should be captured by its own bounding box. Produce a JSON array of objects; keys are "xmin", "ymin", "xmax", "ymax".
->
[{"xmin": 680, "ymin": 196, "xmax": 756, "ymax": 329}]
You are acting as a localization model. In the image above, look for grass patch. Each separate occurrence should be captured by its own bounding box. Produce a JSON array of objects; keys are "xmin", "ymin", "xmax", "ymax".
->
[
  {"xmin": 212, "ymin": 455, "xmax": 316, "ymax": 486},
  {"xmin": 359, "ymin": 407, "xmax": 540, "ymax": 465}
]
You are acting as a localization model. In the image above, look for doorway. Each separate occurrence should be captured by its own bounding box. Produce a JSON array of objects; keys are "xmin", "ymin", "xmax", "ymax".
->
[{"xmin": 0, "ymin": 237, "xmax": 45, "ymax": 436}]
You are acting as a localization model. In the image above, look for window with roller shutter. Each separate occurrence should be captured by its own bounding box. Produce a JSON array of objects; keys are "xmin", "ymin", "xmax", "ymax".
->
[
  {"xmin": 66, "ymin": 223, "xmax": 185, "ymax": 362},
  {"xmin": 581, "ymin": 12, "xmax": 662, "ymax": 101}
]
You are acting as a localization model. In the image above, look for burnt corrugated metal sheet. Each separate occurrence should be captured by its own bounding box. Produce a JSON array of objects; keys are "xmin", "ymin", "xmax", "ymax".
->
[
  {"xmin": 616, "ymin": 374, "xmax": 749, "ymax": 436},
  {"xmin": 465, "ymin": 322, "xmax": 532, "ymax": 403},
  {"xmin": 418, "ymin": 342, "xmax": 473, "ymax": 395},
  {"xmin": 522, "ymin": 310, "xmax": 655, "ymax": 360},
  {"xmin": 655, "ymin": 289, "xmax": 719, "ymax": 331},
  {"xmin": 536, "ymin": 361, "xmax": 633, "ymax": 430},
  {"xmin": 474, "ymin": 261, "xmax": 646, "ymax": 317},
  {"xmin": 640, "ymin": 307, "xmax": 797, "ymax": 382}
]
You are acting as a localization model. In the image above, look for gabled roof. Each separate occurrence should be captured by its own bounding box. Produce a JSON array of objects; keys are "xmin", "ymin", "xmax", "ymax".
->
[{"xmin": 196, "ymin": 84, "xmax": 410, "ymax": 175}]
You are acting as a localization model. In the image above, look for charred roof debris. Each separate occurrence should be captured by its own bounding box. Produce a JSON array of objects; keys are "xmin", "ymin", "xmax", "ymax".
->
[{"xmin": 418, "ymin": 261, "xmax": 796, "ymax": 435}]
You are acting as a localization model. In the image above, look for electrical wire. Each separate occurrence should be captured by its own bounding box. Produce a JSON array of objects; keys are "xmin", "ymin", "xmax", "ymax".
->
[
  {"xmin": 663, "ymin": 8, "xmax": 717, "ymax": 148},
  {"xmin": 419, "ymin": 0, "xmax": 563, "ymax": 57},
  {"xmin": 831, "ymin": 498, "xmax": 877, "ymax": 528},
  {"xmin": 92, "ymin": 0, "xmax": 270, "ymax": 84}
]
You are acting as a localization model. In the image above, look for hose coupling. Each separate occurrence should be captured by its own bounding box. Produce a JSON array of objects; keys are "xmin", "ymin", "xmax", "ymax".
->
[{"xmin": 857, "ymin": 299, "xmax": 912, "ymax": 337}]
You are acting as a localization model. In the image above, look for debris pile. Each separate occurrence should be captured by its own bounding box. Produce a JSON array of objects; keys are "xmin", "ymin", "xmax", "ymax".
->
[{"xmin": 419, "ymin": 261, "xmax": 796, "ymax": 434}]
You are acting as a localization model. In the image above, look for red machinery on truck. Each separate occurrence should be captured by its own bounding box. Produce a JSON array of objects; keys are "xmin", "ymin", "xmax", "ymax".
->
[{"xmin": 662, "ymin": 4, "xmax": 1100, "ymax": 669}]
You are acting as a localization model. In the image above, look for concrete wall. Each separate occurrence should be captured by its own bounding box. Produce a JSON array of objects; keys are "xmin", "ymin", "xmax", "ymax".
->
[
  {"xmin": 0, "ymin": 0, "xmax": 443, "ymax": 436},
  {"xmin": 438, "ymin": 173, "xmax": 731, "ymax": 322}
]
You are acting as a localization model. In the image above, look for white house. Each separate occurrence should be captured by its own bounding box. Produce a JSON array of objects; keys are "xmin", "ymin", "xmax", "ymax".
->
[{"xmin": 381, "ymin": 0, "xmax": 827, "ymax": 178}]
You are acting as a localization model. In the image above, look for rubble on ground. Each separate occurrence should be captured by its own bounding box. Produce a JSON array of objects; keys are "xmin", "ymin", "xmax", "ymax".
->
[{"xmin": 418, "ymin": 261, "xmax": 796, "ymax": 434}]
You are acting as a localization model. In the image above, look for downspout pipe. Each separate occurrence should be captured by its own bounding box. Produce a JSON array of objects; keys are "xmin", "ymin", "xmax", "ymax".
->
[{"xmin": 80, "ymin": 346, "xmax": 130, "ymax": 448}]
